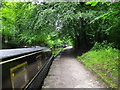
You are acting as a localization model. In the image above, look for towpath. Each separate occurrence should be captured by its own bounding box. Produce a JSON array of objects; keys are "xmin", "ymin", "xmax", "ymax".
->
[{"xmin": 42, "ymin": 47, "xmax": 105, "ymax": 88}]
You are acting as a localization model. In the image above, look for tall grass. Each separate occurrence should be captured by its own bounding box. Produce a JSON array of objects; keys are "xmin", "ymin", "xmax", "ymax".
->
[{"xmin": 77, "ymin": 42, "xmax": 120, "ymax": 88}]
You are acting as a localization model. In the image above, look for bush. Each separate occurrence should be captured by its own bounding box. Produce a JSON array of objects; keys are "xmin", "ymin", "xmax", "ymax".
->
[{"xmin": 91, "ymin": 41, "xmax": 115, "ymax": 51}]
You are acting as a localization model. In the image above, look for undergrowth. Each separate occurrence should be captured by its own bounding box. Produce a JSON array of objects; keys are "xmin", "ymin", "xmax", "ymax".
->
[
  {"xmin": 52, "ymin": 47, "xmax": 63, "ymax": 57},
  {"xmin": 77, "ymin": 42, "xmax": 120, "ymax": 88}
]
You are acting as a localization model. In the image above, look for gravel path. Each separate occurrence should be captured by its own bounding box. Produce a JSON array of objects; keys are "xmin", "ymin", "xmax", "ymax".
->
[{"xmin": 42, "ymin": 48, "xmax": 105, "ymax": 88}]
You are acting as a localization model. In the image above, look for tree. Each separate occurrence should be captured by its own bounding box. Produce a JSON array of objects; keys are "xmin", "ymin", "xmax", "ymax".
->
[{"xmin": 1, "ymin": 2, "xmax": 120, "ymax": 49}]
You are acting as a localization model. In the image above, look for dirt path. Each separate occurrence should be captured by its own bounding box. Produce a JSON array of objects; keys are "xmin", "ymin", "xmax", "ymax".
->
[{"xmin": 42, "ymin": 48, "xmax": 105, "ymax": 88}]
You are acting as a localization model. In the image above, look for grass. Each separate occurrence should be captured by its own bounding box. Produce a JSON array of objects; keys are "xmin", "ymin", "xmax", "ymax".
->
[
  {"xmin": 77, "ymin": 45, "xmax": 120, "ymax": 88},
  {"xmin": 52, "ymin": 47, "xmax": 63, "ymax": 57},
  {"xmin": 52, "ymin": 46, "xmax": 71, "ymax": 57}
]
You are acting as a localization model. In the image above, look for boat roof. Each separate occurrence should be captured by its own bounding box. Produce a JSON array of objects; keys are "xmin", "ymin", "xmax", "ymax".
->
[{"xmin": 0, "ymin": 47, "xmax": 47, "ymax": 59}]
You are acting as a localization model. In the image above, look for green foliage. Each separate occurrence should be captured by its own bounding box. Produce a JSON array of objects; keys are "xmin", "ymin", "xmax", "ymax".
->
[
  {"xmin": 91, "ymin": 41, "xmax": 114, "ymax": 50},
  {"xmin": 1, "ymin": 2, "xmax": 120, "ymax": 87},
  {"xmin": 52, "ymin": 47, "xmax": 63, "ymax": 57},
  {"xmin": 85, "ymin": 2, "xmax": 98, "ymax": 6},
  {"xmin": 1, "ymin": 2, "xmax": 120, "ymax": 49},
  {"xmin": 1, "ymin": 2, "xmax": 36, "ymax": 46},
  {"xmin": 77, "ymin": 43, "xmax": 120, "ymax": 88},
  {"xmin": 89, "ymin": 2, "xmax": 120, "ymax": 48}
]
